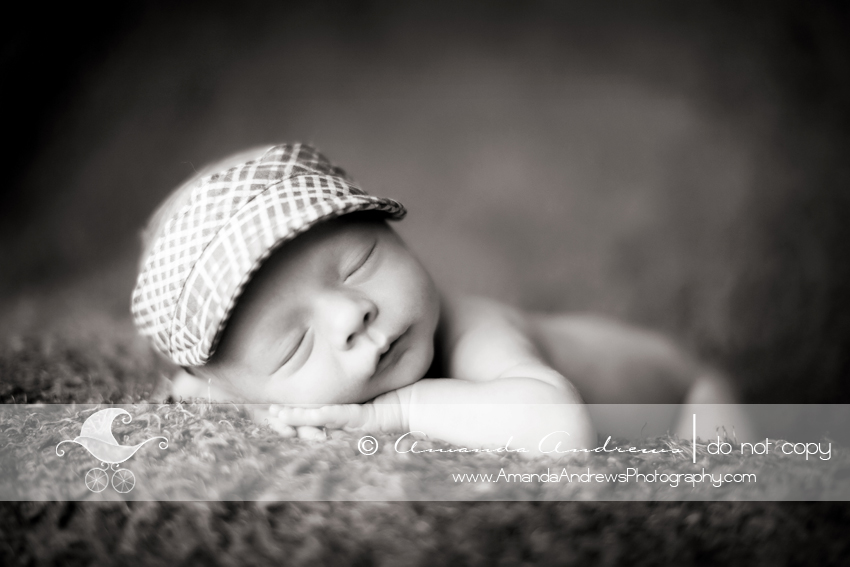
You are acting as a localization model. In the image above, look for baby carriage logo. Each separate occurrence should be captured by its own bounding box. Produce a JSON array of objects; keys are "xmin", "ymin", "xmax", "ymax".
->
[{"xmin": 55, "ymin": 408, "xmax": 168, "ymax": 493}]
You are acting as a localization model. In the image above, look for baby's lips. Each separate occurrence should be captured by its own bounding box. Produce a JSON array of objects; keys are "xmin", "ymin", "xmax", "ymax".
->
[{"xmin": 367, "ymin": 328, "xmax": 391, "ymax": 354}]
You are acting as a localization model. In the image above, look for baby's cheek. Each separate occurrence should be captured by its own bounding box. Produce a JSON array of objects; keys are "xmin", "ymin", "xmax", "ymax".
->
[
  {"xmin": 318, "ymin": 378, "xmax": 374, "ymax": 405},
  {"xmin": 305, "ymin": 361, "xmax": 371, "ymax": 405},
  {"xmin": 418, "ymin": 277, "xmax": 441, "ymax": 332},
  {"xmin": 398, "ymin": 340, "xmax": 433, "ymax": 387}
]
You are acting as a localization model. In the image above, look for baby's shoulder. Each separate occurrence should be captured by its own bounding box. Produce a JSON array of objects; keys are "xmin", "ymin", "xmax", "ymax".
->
[
  {"xmin": 437, "ymin": 293, "xmax": 542, "ymax": 380},
  {"xmin": 439, "ymin": 292, "xmax": 532, "ymax": 337}
]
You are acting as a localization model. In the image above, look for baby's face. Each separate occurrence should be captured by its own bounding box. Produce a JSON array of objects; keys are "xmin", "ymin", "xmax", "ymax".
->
[{"xmin": 201, "ymin": 213, "xmax": 440, "ymax": 405}]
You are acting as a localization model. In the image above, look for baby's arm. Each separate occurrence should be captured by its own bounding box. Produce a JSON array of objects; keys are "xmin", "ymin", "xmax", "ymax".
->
[
  {"xmin": 402, "ymin": 295, "xmax": 595, "ymax": 451},
  {"xmin": 277, "ymin": 295, "xmax": 597, "ymax": 453},
  {"xmin": 276, "ymin": 376, "xmax": 596, "ymax": 455}
]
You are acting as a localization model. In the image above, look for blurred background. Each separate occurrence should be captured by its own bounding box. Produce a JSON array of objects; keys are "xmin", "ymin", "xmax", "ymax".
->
[{"xmin": 1, "ymin": 0, "xmax": 848, "ymax": 403}]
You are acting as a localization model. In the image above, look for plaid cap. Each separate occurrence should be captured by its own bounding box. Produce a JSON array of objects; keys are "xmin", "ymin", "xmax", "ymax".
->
[{"xmin": 131, "ymin": 143, "xmax": 406, "ymax": 367}]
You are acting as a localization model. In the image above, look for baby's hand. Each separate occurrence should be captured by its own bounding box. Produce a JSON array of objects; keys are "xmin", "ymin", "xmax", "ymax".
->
[
  {"xmin": 270, "ymin": 401, "xmax": 405, "ymax": 435},
  {"xmin": 266, "ymin": 420, "xmax": 327, "ymax": 441},
  {"xmin": 262, "ymin": 407, "xmax": 324, "ymax": 440}
]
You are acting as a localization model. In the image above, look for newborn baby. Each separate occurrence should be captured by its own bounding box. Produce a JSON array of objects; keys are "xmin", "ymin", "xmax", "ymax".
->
[{"xmin": 132, "ymin": 144, "xmax": 750, "ymax": 454}]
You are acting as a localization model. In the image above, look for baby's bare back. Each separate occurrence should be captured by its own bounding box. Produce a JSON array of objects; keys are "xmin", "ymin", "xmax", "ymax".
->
[
  {"xmin": 438, "ymin": 293, "xmax": 698, "ymax": 404},
  {"xmin": 527, "ymin": 312, "xmax": 698, "ymax": 404}
]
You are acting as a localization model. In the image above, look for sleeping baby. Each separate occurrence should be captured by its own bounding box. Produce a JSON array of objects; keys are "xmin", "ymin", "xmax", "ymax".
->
[{"xmin": 132, "ymin": 144, "xmax": 752, "ymax": 454}]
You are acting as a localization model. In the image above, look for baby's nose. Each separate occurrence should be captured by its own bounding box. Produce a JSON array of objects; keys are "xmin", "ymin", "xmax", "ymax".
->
[{"xmin": 325, "ymin": 293, "xmax": 378, "ymax": 350}]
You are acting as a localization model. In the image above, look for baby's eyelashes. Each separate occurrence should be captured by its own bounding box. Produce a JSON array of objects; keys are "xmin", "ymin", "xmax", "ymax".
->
[
  {"xmin": 274, "ymin": 330, "xmax": 314, "ymax": 374},
  {"xmin": 343, "ymin": 240, "xmax": 377, "ymax": 282},
  {"xmin": 278, "ymin": 332, "xmax": 306, "ymax": 366}
]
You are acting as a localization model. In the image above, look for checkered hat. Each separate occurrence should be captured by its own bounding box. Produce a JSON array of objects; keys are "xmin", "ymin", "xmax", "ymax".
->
[{"xmin": 131, "ymin": 143, "xmax": 406, "ymax": 367}]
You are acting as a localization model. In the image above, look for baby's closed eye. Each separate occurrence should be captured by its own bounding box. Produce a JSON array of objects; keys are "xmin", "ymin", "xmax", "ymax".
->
[
  {"xmin": 274, "ymin": 330, "xmax": 314, "ymax": 374},
  {"xmin": 343, "ymin": 239, "xmax": 377, "ymax": 280}
]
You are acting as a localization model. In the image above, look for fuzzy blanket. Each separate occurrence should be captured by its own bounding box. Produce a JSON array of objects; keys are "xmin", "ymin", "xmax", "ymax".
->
[
  {"xmin": 1, "ymin": 401, "xmax": 848, "ymax": 503},
  {"xmin": 1, "ymin": 282, "xmax": 849, "ymax": 565}
]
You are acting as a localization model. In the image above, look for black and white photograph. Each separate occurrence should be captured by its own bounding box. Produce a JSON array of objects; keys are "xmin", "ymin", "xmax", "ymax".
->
[{"xmin": 1, "ymin": 1, "xmax": 849, "ymax": 565}]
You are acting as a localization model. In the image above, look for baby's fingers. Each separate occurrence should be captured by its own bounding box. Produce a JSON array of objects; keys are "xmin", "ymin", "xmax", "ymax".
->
[
  {"xmin": 267, "ymin": 411, "xmax": 327, "ymax": 440},
  {"xmin": 295, "ymin": 426, "xmax": 327, "ymax": 441},
  {"xmin": 277, "ymin": 405, "xmax": 363, "ymax": 430},
  {"xmin": 267, "ymin": 416, "xmax": 297, "ymax": 438}
]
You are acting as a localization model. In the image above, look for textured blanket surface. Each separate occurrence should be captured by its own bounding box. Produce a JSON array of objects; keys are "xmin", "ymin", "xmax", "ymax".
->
[
  {"xmin": 2, "ymin": 401, "xmax": 848, "ymax": 503},
  {"xmin": 2, "ymin": 283, "xmax": 849, "ymax": 566}
]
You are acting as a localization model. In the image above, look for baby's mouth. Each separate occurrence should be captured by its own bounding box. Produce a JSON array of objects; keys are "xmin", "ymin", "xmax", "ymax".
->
[{"xmin": 375, "ymin": 332, "xmax": 404, "ymax": 375}]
